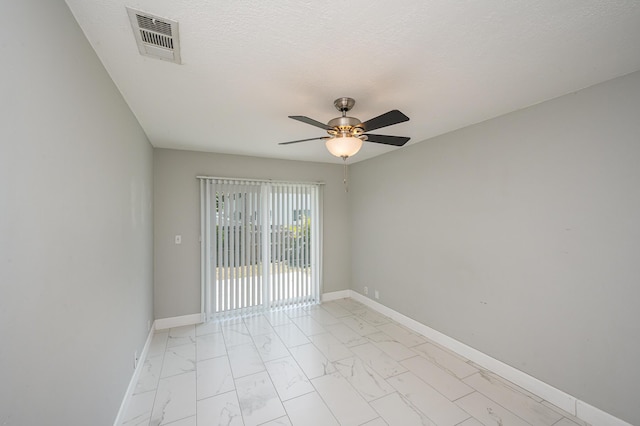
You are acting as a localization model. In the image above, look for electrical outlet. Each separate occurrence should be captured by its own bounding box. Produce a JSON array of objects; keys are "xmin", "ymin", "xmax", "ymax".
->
[
  {"xmin": 175, "ymin": 235, "xmax": 182, "ymax": 244},
  {"xmin": 364, "ymin": 286, "xmax": 369, "ymax": 295},
  {"xmin": 134, "ymin": 351, "xmax": 139, "ymax": 369},
  {"xmin": 374, "ymin": 290, "xmax": 380, "ymax": 300}
]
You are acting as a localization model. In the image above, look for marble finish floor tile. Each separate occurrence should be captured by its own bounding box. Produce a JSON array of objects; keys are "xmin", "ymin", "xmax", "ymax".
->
[
  {"xmin": 253, "ymin": 332, "xmax": 290, "ymax": 362},
  {"xmin": 272, "ymin": 323, "xmax": 310, "ymax": 348},
  {"xmin": 457, "ymin": 418, "xmax": 484, "ymax": 426},
  {"xmin": 163, "ymin": 416, "xmax": 196, "ymax": 425},
  {"xmin": 235, "ymin": 371, "xmax": 286, "ymax": 426},
  {"xmin": 308, "ymin": 332, "xmax": 353, "ymax": 362},
  {"xmin": 411, "ymin": 341, "xmax": 478, "ymax": 379},
  {"xmin": 376, "ymin": 322, "xmax": 427, "ymax": 347},
  {"xmin": 196, "ymin": 332, "xmax": 226, "ymax": 361},
  {"xmin": 221, "ymin": 321, "xmax": 254, "ymax": 347},
  {"xmin": 243, "ymin": 315, "xmax": 275, "ymax": 337},
  {"xmin": 400, "ymin": 356, "xmax": 474, "ymax": 401},
  {"xmin": 455, "ymin": 391, "xmax": 530, "ymax": 426},
  {"xmin": 264, "ymin": 356, "xmax": 314, "ymax": 401},
  {"xmin": 332, "ymin": 298, "xmax": 366, "ymax": 312},
  {"xmin": 283, "ymin": 392, "xmax": 339, "ymax": 426},
  {"xmin": 126, "ymin": 298, "xmax": 586, "ymax": 426},
  {"xmin": 227, "ymin": 342, "xmax": 265, "ymax": 378},
  {"xmin": 553, "ymin": 418, "xmax": 586, "ymax": 426},
  {"xmin": 195, "ymin": 320, "xmax": 221, "ymax": 336},
  {"xmin": 197, "ymin": 390, "xmax": 243, "ymax": 426},
  {"xmin": 306, "ymin": 307, "xmax": 342, "ymax": 326},
  {"xmin": 352, "ymin": 308, "xmax": 390, "ymax": 326},
  {"xmin": 360, "ymin": 418, "xmax": 389, "ymax": 426},
  {"xmin": 334, "ymin": 357, "xmax": 395, "ymax": 402},
  {"xmin": 470, "ymin": 363, "xmax": 544, "ymax": 402},
  {"xmin": 318, "ymin": 302, "xmax": 352, "ymax": 318},
  {"xmin": 369, "ymin": 392, "xmax": 436, "ymax": 426},
  {"xmin": 196, "ymin": 356, "xmax": 235, "ymax": 400},
  {"xmin": 289, "ymin": 315, "xmax": 326, "ymax": 336},
  {"xmin": 350, "ymin": 343, "xmax": 407, "ymax": 379},
  {"xmin": 288, "ymin": 343, "xmax": 336, "ymax": 379},
  {"xmin": 340, "ymin": 315, "xmax": 379, "ymax": 336},
  {"xmin": 160, "ymin": 344, "xmax": 196, "ymax": 379},
  {"xmin": 366, "ymin": 331, "xmax": 417, "ymax": 361},
  {"xmin": 265, "ymin": 310, "xmax": 293, "ymax": 327},
  {"xmin": 325, "ymin": 323, "xmax": 369, "ymax": 347},
  {"xmin": 122, "ymin": 390, "xmax": 155, "ymax": 426},
  {"xmin": 261, "ymin": 416, "xmax": 293, "ymax": 426},
  {"xmin": 167, "ymin": 325, "xmax": 196, "ymax": 348},
  {"xmin": 387, "ymin": 372, "xmax": 471, "ymax": 426},
  {"xmin": 284, "ymin": 306, "xmax": 311, "ymax": 319},
  {"xmin": 148, "ymin": 332, "xmax": 169, "ymax": 356},
  {"xmin": 312, "ymin": 371, "xmax": 378, "ymax": 426},
  {"xmin": 135, "ymin": 354, "xmax": 163, "ymax": 394},
  {"xmin": 150, "ymin": 371, "xmax": 196, "ymax": 426},
  {"xmin": 463, "ymin": 371, "xmax": 563, "ymax": 425}
]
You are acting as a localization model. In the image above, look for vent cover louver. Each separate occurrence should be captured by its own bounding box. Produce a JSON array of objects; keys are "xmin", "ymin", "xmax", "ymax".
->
[{"xmin": 127, "ymin": 8, "xmax": 181, "ymax": 64}]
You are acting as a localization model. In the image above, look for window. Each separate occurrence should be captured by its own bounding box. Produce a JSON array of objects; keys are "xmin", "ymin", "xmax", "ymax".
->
[{"xmin": 199, "ymin": 177, "xmax": 322, "ymax": 319}]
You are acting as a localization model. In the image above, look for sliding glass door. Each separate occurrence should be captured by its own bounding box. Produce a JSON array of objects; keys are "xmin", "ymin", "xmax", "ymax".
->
[{"xmin": 199, "ymin": 178, "xmax": 321, "ymax": 319}]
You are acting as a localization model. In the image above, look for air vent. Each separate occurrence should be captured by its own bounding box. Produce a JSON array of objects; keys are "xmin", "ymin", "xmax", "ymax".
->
[{"xmin": 126, "ymin": 8, "xmax": 181, "ymax": 64}]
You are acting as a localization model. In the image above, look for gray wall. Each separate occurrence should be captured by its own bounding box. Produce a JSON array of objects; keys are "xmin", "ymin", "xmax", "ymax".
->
[
  {"xmin": 349, "ymin": 70, "xmax": 640, "ymax": 424},
  {"xmin": 0, "ymin": 1, "xmax": 154, "ymax": 425},
  {"xmin": 154, "ymin": 149, "xmax": 350, "ymax": 319}
]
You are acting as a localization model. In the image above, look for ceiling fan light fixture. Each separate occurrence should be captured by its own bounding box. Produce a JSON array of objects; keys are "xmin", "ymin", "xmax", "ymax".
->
[{"xmin": 325, "ymin": 136, "xmax": 363, "ymax": 158}]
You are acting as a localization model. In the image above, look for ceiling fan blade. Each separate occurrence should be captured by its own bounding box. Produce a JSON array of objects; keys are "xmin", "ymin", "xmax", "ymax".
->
[
  {"xmin": 361, "ymin": 110, "xmax": 409, "ymax": 132},
  {"xmin": 279, "ymin": 136, "xmax": 328, "ymax": 145},
  {"xmin": 289, "ymin": 115, "xmax": 331, "ymax": 130},
  {"xmin": 364, "ymin": 134, "xmax": 411, "ymax": 146}
]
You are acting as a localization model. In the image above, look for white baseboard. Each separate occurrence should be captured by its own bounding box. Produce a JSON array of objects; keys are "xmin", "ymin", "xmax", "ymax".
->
[
  {"xmin": 154, "ymin": 312, "xmax": 205, "ymax": 330},
  {"xmin": 322, "ymin": 290, "xmax": 351, "ymax": 302},
  {"xmin": 113, "ymin": 322, "xmax": 156, "ymax": 426},
  {"xmin": 577, "ymin": 400, "xmax": 632, "ymax": 426},
  {"xmin": 345, "ymin": 290, "xmax": 631, "ymax": 426}
]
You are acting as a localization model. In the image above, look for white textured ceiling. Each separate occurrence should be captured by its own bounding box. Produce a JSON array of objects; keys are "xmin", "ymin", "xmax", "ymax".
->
[{"xmin": 65, "ymin": 0, "xmax": 640, "ymax": 164}]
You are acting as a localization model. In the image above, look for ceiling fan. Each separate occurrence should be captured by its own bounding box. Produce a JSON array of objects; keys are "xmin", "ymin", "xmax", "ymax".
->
[{"xmin": 280, "ymin": 97, "xmax": 410, "ymax": 159}]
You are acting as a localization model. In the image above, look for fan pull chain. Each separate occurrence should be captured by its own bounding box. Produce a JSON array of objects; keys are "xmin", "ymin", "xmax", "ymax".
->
[{"xmin": 342, "ymin": 156, "xmax": 349, "ymax": 192}]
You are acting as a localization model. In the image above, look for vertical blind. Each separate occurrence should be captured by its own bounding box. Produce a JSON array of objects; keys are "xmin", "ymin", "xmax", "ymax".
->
[{"xmin": 199, "ymin": 177, "xmax": 322, "ymax": 319}]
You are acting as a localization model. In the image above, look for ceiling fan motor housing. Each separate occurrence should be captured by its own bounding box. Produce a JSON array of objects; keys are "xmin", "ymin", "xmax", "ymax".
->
[{"xmin": 327, "ymin": 116, "xmax": 366, "ymax": 138}]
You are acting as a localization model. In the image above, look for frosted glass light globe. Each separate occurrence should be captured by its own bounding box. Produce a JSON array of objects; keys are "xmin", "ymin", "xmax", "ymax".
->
[{"xmin": 325, "ymin": 136, "xmax": 363, "ymax": 158}]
